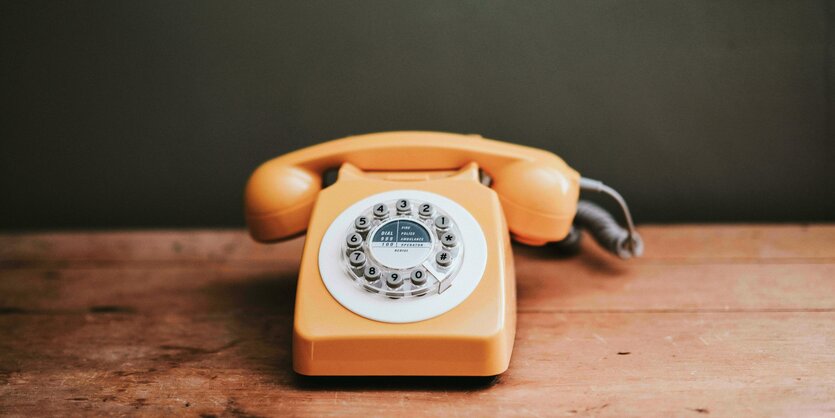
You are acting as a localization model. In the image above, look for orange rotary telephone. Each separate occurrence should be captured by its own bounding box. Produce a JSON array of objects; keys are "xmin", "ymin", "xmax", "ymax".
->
[{"xmin": 245, "ymin": 131, "xmax": 642, "ymax": 376}]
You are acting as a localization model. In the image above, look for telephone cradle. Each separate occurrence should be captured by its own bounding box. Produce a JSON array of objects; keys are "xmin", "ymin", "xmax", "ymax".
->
[{"xmin": 244, "ymin": 131, "xmax": 641, "ymax": 376}]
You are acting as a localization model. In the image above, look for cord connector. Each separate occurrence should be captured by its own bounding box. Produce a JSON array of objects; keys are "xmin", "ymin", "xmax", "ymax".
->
[{"xmin": 577, "ymin": 178, "xmax": 643, "ymax": 259}]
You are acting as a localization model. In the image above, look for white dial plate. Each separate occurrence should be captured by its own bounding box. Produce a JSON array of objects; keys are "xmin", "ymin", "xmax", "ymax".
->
[{"xmin": 319, "ymin": 190, "xmax": 488, "ymax": 323}]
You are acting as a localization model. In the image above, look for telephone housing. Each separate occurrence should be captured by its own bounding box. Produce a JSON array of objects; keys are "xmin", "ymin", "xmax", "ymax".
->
[{"xmin": 245, "ymin": 131, "xmax": 580, "ymax": 376}]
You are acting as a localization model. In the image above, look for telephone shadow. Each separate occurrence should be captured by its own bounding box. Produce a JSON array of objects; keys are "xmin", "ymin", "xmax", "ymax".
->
[
  {"xmin": 202, "ymin": 271, "xmax": 297, "ymax": 378},
  {"xmin": 209, "ymin": 236, "xmax": 626, "ymax": 391},
  {"xmin": 512, "ymin": 235, "xmax": 631, "ymax": 308},
  {"xmin": 512, "ymin": 233, "xmax": 629, "ymax": 275},
  {"xmin": 293, "ymin": 374, "xmax": 500, "ymax": 391},
  {"xmin": 206, "ymin": 271, "xmax": 501, "ymax": 391}
]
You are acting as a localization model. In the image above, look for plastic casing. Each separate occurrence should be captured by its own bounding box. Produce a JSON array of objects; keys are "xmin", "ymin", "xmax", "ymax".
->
[
  {"xmin": 243, "ymin": 131, "xmax": 581, "ymax": 376},
  {"xmin": 292, "ymin": 164, "xmax": 514, "ymax": 375}
]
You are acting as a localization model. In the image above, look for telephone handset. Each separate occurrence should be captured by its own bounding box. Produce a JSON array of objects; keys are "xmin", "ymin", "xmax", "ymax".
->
[{"xmin": 245, "ymin": 131, "xmax": 641, "ymax": 376}]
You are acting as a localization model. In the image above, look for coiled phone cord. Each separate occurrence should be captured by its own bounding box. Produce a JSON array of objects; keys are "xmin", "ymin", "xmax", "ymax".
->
[{"xmin": 574, "ymin": 178, "xmax": 644, "ymax": 259}]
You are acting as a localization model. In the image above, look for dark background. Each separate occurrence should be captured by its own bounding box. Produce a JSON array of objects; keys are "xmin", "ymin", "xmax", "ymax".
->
[{"xmin": 1, "ymin": 1, "xmax": 832, "ymax": 230}]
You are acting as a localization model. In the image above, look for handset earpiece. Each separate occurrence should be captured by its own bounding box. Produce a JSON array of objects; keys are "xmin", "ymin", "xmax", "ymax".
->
[
  {"xmin": 245, "ymin": 162, "xmax": 321, "ymax": 242},
  {"xmin": 491, "ymin": 160, "xmax": 580, "ymax": 246}
]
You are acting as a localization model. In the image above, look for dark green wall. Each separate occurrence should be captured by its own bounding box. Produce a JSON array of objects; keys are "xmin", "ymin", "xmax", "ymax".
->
[{"xmin": 1, "ymin": 1, "xmax": 832, "ymax": 229}]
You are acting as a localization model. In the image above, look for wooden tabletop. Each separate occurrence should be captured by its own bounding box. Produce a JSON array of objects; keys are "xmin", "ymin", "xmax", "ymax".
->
[{"xmin": 0, "ymin": 225, "xmax": 833, "ymax": 417}]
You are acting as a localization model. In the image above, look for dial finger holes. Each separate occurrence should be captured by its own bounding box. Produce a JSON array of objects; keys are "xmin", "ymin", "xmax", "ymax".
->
[
  {"xmin": 354, "ymin": 216, "xmax": 371, "ymax": 232},
  {"xmin": 410, "ymin": 268, "xmax": 427, "ymax": 286},
  {"xmin": 349, "ymin": 251, "xmax": 366, "ymax": 267},
  {"xmin": 434, "ymin": 215, "xmax": 451, "ymax": 230},
  {"xmin": 385, "ymin": 272, "xmax": 404, "ymax": 289},
  {"xmin": 363, "ymin": 265, "xmax": 381, "ymax": 282},
  {"xmin": 346, "ymin": 232, "xmax": 363, "ymax": 249},
  {"xmin": 419, "ymin": 203, "xmax": 434, "ymax": 218},
  {"xmin": 441, "ymin": 232, "xmax": 457, "ymax": 247},
  {"xmin": 373, "ymin": 203, "xmax": 389, "ymax": 218},
  {"xmin": 341, "ymin": 196, "xmax": 464, "ymax": 301},
  {"xmin": 396, "ymin": 199, "xmax": 411, "ymax": 214},
  {"xmin": 436, "ymin": 251, "xmax": 453, "ymax": 267}
]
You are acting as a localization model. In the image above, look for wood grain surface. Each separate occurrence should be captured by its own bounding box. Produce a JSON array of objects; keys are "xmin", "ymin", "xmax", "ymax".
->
[{"xmin": 0, "ymin": 225, "xmax": 833, "ymax": 417}]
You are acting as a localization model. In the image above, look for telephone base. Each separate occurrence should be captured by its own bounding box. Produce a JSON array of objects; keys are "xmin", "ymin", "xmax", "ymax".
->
[
  {"xmin": 291, "ymin": 164, "xmax": 516, "ymax": 376},
  {"xmin": 292, "ymin": 328, "xmax": 512, "ymax": 377}
]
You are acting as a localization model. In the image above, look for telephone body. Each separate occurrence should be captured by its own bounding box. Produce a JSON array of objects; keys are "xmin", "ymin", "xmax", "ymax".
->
[{"xmin": 245, "ymin": 131, "xmax": 600, "ymax": 376}]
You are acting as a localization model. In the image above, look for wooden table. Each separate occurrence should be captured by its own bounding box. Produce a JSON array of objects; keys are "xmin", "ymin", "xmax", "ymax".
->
[{"xmin": 0, "ymin": 225, "xmax": 833, "ymax": 417}]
